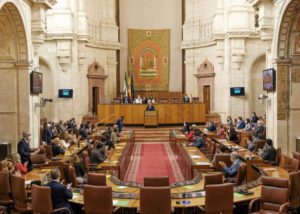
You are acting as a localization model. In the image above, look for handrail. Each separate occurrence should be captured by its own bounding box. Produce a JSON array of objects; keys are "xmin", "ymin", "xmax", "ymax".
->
[{"xmin": 95, "ymin": 114, "xmax": 115, "ymax": 129}]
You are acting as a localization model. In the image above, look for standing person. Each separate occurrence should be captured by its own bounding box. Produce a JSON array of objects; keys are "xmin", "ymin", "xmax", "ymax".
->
[
  {"xmin": 115, "ymin": 116, "xmax": 125, "ymax": 134},
  {"xmin": 43, "ymin": 122, "xmax": 53, "ymax": 145},
  {"xmin": 17, "ymin": 131, "xmax": 38, "ymax": 171},
  {"xmin": 45, "ymin": 169, "xmax": 73, "ymax": 213},
  {"xmin": 12, "ymin": 153, "xmax": 28, "ymax": 175},
  {"xmin": 145, "ymin": 102, "xmax": 155, "ymax": 111},
  {"xmin": 183, "ymin": 93, "xmax": 190, "ymax": 103}
]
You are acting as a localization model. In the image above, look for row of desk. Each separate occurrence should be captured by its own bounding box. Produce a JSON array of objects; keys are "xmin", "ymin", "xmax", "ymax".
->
[{"xmin": 22, "ymin": 128, "xmax": 289, "ymax": 210}]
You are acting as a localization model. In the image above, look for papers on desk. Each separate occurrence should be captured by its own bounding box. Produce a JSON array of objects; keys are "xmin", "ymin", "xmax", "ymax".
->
[
  {"xmin": 195, "ymin": 162, "xmax": 210, "ymax": 165},
  {"xmin": 237, "ymin": 148, "xmax": 247, "ymax": 152},
  {"xmin": 113, "ymin": 200, "xmax": 129, "ymax": 206},
  {"xmin": 190, "ymin": 155, "xmax": 201, "ymax": 159},
  {"xmin": 25, "ymin": 180, "xmax": 32, "ymax": 185},
  {"xmin": 262, "ymin": 167, "xmax": 277, "ymax": 171},
  {"xmin": 72, "ymin": 193, "xmax": 81, "ymax": 199},
  {"xmin": 117, "ymin": 186, "xmax": 127, "ymax": 189},
  {"xmin": 183, "ymin": 185, "xmax": 195, "ymax": 190}
]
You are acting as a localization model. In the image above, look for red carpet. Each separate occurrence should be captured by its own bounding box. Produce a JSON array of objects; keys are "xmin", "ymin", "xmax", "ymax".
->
[{"xmin": 124, "ymin": 143, "xmax": 184, "ymax": 184}]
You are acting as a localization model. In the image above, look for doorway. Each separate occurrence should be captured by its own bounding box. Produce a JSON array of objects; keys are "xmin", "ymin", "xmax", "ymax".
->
[
  {"xmin": 92, "ymin": 87, "xmax": 99, "ymax": 115},
  {"xmin": 203, "ymin": 85, "xmax": 211, "ymax": 113}
]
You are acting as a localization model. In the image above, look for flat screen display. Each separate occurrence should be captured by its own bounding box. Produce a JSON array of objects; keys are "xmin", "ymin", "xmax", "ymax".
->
[
  {"xmin": 263, "ymin": 68, "xmax": 276, "ymax": 91},
  {"xmin": 230, "ymin": 87, "xmax": 245, "ymax": 96},
  {"xmin": 58, "ymin": 89, "xmax": 73, "ymax": 98}
]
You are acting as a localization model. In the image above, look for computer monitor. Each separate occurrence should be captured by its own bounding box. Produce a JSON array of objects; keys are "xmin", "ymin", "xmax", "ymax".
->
[
  {"xmin": 58, "ymin": 89, "xmax": 73, "ymax": 98},
  {"xmin": 230, "ymin": 87, "xmax": 245, "ymax": 96}
]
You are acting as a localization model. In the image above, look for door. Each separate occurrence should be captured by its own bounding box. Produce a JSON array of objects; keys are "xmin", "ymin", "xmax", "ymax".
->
[
  {"xmin": 92, "ymin": 87, "xmax": 99, "ymax": 115},
  {"xmin": 203, "ymin": 85, "xmax": 211, "ymax": 113}
]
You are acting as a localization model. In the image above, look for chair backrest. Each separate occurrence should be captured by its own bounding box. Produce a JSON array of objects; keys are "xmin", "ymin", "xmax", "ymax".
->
[
  {"xmin": 144, "ymin": 177, "xmax": 169, "ymax": 187},
  {"xmin": 239, "ymin": 138, "xmax": 248, "ymax": 148},
  {"xmin": 30, "ymin": 153, "xmax": 47, "ymax": 164},
  {"xmin": 290, "ymin": 158, "xmax": 300, "ymax": 172},
  {"xmin": 210, "ymin": 142, "xmax": 216, "ymax": 154},
  {"xmin": 255, "ymin": 140, "xmax": 266, "ymax": 152},
  {"xmin": 293, "ymin": 152, "xmax": 300, "ymax": 161},
  {"xmin": 215, "ymin": 143, "xmax": 221, "ymax": 153},
  {"xmin": 171, "ymin": 97, "xmax": 180, "ymax": 104},
  {"xmin": 68, "ymin": 165, "xmax": 78, "ymax": 188},
  {"xmin": 87, "ymin": 145, "xmax": 94, "ymax": 158},
  {"xmin": 0, "ymin": 172, "xmax": 11, "ymax": 201},
  {"xmin": 275, "ymin": 148, "xmax": 281, "ymax": 166},
  {"xmin": 0, "ymin": 160, "xmax": 6, "ymax": 171},
  {"xmin": 235, "ymin": 163, "xmax": 247, "ymax": 186},
  {"xmin": 204, "ymin": 173, "xmax": 223, "ymax": 187},
  {"xmin": 260, "ymin": 176, "xmax": 289, "ymax": 212},
  {"xmin": 159, "ymin": 98, "xmax": 169, "ymax": 104},
  {"xmin": 84, "ymin": 185, "xmax": 113, "ymax": 214},
  {"xmin": 45, "ymin": 145, "xmax": 53, "ymax": 159},
  {"xmin": 87, "ymin": 173, "xmax": 106, "ymax": 186},
  {"xmin": 11, "ymin": 175, "xmax": 29, "ymax": 210},
  {"xmin": 289, "ymin": 171, "xmax": 300, "ymax": 208},
  {"xmin": 205, "ymin": 183, "xmax": 233, "ymax": 213},
  {"xmin": 140, "ymin": 187, "xmax": 171, "ymax": 214},
  {"xmin": 215, "ymin": 154, "xmax": 232, "ymax": 171},
  {"xmin": 239, "ymin": 131, "xmax": 252, "ymax": 141},
  {"xmin": 82, "ymin": 151, "xmax": 90, "ymax": 172},
  {"xmin": 31, "ymin": 185, "xmax": 53, "ymax": 214}
]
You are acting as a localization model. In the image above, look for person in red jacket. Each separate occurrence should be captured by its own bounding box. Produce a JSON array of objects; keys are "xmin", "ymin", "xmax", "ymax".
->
[
  {"xmin": 186, "ymin": 124, "xmax": 197, "ymax": 142},
  {"xmin": 12, "ymin": 153, "xmax": 28, "ymax": 175}
]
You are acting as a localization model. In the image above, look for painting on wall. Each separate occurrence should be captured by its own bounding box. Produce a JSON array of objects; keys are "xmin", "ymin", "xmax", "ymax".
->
[{"xmin": 128, "ymin": 29, "xmax": 170, "ymax": 91}]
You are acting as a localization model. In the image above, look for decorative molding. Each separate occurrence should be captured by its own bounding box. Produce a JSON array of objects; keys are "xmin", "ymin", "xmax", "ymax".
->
[
  {"xmin": 231, "ymin": 39, "xmax": 246, "ymax": 70},
  {"xmin": 56, "ymin": 40, "xmax": 72, "ymax": 72},
  {"xmin": 87, "ymin": 61, "xmax": 108, "ymax": 79}
]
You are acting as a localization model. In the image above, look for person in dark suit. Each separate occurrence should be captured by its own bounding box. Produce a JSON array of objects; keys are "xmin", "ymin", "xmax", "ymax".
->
[
  {"xmin": 189, "ymin": 131, "xmax": 206, "ymax": 149},
  {"xmin": 236, "ymin": 117, "xmax": 246, "ymax": 129},
  {"xmin": 251, "ymin": 112, "xmax": 259, "ymax": 123},
  {"xmin": 17, "ymin": 132, "xmax": 35, "ymax": 171},
  {"xmin": 50, "ymin": 138, "xmax": 65, "ymax": 157},
  {"xmin": 260, "ymin": 139, "xmax": 276, "ymax": 162},
  {"xmin": 183, "ymin": 93, "xmax": 190, "ymax": 103},
  {"xmin": 115, "ymin": 116, "xmax": 125, "ymax": 133},
  {"xmin": 145, "ymin": 102, "xmax": 155, "ymax": 111},
  {"xmin": 207, "ymin": 121, "xmax": 217, "ymax": 132},
  {"xmin": 90, "ymin": 143, "xmax": 107, "ymax": 164},
  {"xmin": 45, "ymin": 169, "xmax": 73, "ymax": 212},
  {"xmin": 219, "ymin": 152, "xmax": 241, "ymax": 178},
  {"xmin": 43, "ymin": 122, "xmax": 53, "ymax": 145}
]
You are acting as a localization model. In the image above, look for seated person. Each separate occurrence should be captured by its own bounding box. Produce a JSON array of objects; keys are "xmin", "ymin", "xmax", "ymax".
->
[
  {"xmin": 182, "ymin": 93, "xmax": 190, "ymax": 103},
  {"xmin": 181, "ymin": 122, "xmax": 191, "ymax": 134},
  {"xmin": 43, "ymin": 122, "xmax": 53, "ymax": 145},
  {"xmin": 226, "ymin": 116, "xmax": 233, "ymax": 126},
  {"xmin": 186, "ymin": 124, "xmax": 197, "ymax": 142},
  {"xmin": 207, "ymin": 121, "xmax": 217, "ymax": 132},
  {"xmin": 12, "ymin": 153, "xmax": 27, "ymax": 175},
  {"xmin": 189, "ymin": 131, "xmax": 206, "ymax": 149},
  {"xmin": 212, "ymin": 145, "xmax": 227, "ymax": 164},
  {"xmin": 111, "ymin": 127, "xmax": 118, "ymax": 145},
  {"xmin": 71, "ymin": 154, "xmax": 85, "ymax": 184},
  {"xmin": 259, "ymin": 139, "xmax": 276, "ymax": 162},
  {"xmin": 252, "ymin": 120, "xmax": 265, "ymax": 140},
  {"xmin": 145, "ymin": 102, "xmax": 155, "ymax": 111},
  {"xmin": 228, "ymin": 127, "xmax": 238, "ymax": 142},
  {"xmin": 90, "ymin": 143, "xmax": 107, "ymax": 164},
  {"xmin": 219, "ymin": 152, "xmax": 241, "ymax": 178},
  {"xmin": 134, "ymin": 95, "xmax": 143, "ymax": 104},
  {"xmin": 217, "ymin": 124, "xmax": 227, "ymax": 139},
  {"xmin": 243, "ymin": 118, "xmax": 252, "ymax": 131},
  {"xmin": 57, "ymin": 120, "xmax": 67, "ymax": 134},
  {"xmin": 236, "ymin": 117, "xmax": 246, "ymax": 129},
  {"xmin": 51, "ymin": 138, "xmax": 65, "ymax": 157},
  {"xmin": 79, "ymin": 124, "xmax": 88, "ymax": 139},
  {"xmin": 45, "ymin": 169, "xmax": 73, "ymax": 212},
  {"xmin": 148, "ymin": 96, "xmax": 155, "ymax": 104}
]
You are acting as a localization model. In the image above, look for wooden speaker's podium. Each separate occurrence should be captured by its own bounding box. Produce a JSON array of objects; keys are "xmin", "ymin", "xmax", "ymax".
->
[{"xmin": 144, "ymin": 110, "xmax": 158, "ymax": 127}]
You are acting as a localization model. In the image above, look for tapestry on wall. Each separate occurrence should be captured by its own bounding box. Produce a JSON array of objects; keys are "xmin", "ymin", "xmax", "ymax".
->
[{"xmin": 128, "ymin": 29, "xmax": 170, "ymax": 91}]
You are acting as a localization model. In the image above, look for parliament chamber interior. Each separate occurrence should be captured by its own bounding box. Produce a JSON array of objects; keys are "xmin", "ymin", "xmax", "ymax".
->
[{"xmin": 1, "ymin": 0, "xmax": 300, "ymax": 213}]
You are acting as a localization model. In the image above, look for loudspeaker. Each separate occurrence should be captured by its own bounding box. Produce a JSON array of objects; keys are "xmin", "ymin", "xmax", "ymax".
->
[{"xmin": 0, "ymin": 143, "xmax": 11, "ymax": 160}]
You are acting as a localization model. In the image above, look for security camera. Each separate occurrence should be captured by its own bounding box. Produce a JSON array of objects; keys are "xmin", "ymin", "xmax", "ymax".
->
[{"xmin": 35, "ymin": 97, "xmax": 53, "ymax": 108}]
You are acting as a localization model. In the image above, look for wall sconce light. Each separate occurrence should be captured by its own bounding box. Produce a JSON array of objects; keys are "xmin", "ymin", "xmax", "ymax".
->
[{"xmin": 258, "ymin": 93, "xmax": 270, "ymax": 104}]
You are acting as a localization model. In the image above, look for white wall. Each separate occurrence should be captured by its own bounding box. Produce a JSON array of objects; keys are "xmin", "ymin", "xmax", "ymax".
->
[{"xmin": 120, "ymin": 0, "xmax": 182, "ymax": 92}]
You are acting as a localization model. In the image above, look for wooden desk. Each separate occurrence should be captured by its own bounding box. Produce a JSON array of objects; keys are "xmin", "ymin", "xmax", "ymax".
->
[
  {"xmin": 144, "ymin": 111, "xmax": 158, "ymax": 127},
  {"xmin": 97, "ymin": 131, "xmax": 135, "ymax": 180},
  {"xmin": 98, "ymin": 103, "xmax": 206, "ymax": 125}
]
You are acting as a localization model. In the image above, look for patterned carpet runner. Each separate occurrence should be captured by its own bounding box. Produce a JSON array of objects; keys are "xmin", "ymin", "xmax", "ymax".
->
[{"xmin": 124, "ymin": 140, "xmax": 184, "ymax": 184}]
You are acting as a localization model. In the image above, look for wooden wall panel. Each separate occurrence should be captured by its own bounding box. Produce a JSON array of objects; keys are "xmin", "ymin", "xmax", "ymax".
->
[{"xmin": 98, "ymin": 103, "xmax": 206, "ymax": 125}]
